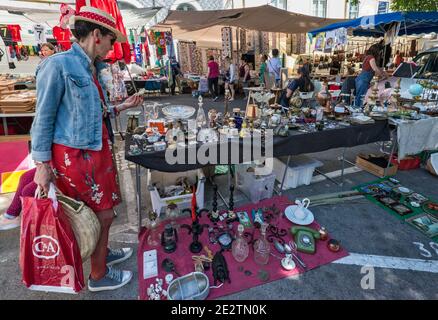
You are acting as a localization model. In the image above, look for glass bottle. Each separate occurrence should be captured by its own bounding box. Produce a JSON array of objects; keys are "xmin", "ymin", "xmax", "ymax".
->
[
  {"xmin": 232, "ymin": 224, "xmax": 249, "ymax": 262},
  {"xmin": 146, "ymin": 211, "xmax": 160, "ymax": 247},
  {"xmin": 253, "ymin": 222, "xmax": 270, "ymax": 265},
  {"xmin": 165, "ymin": 203, "xmax": 180, "ymax": 231},
  {"xmin": 196, "ymin": 96, "xmax": 207, "ymax": 129}
]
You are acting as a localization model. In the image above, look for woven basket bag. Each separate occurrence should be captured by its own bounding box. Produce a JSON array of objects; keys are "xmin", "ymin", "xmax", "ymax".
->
[{"xmin": 57, "ymin": 194, "xmax": 101, "ymax": 261}]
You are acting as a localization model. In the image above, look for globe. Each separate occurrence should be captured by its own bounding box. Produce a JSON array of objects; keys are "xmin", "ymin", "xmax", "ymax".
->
[{"xmin": 409, "ymin": 84, "xmax": 423, "ymax": 97}]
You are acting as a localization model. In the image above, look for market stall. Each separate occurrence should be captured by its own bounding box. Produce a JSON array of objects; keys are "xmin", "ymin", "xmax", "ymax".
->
[
  {"xmin": 148, "ymin": 5, "xmax": 345, "ymax": 93},
  {"xmin": 307, "ymin": 11, "xmax": 438, "ymax": 165}
]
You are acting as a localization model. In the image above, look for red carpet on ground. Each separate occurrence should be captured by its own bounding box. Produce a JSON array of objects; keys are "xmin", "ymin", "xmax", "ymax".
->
[{"xmin": 138, "ymin": 196, "xmax": 349, "ymax": 300}]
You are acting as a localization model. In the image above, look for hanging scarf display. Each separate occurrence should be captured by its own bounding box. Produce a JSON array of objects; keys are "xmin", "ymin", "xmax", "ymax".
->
[
  {"xmin": 165, "ymin": 32, "xmax": 175, "ymax": 58},
  {"xmin": 221, "ymin": 27, "xmax": 232, "ymax": 59},
  {"xmin": 192, "ymin": 47, "xmax": 203, "ymax": 75},
  {"xmin": 262, "ymin": 32, "xmax": 270, "ymax": 55},
  {"xmin": 177, "ymin": 41, "xmax": 191, "ymax": 73},
  {"xmin": 239, "ymin": 28, "xmax": 247, "ymax": 54}
]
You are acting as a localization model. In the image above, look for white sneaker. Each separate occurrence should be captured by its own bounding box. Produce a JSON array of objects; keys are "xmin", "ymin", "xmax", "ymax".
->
[{"xmin": 0, "ymin": 214, "xmax": 20, "ymax": 231}]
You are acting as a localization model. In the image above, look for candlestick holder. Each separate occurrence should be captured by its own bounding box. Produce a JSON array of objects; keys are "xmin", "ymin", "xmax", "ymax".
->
[
  {"xmin": 227, "ymin": 184, "xmax": 238, "ymax": 223},
  {"xmin": 181, "ymin": 207, "xmax": 209, "ymax": 253},
  {"xmin": 209, "ymin": 184, "xmax": 220, "ymax": 223}
]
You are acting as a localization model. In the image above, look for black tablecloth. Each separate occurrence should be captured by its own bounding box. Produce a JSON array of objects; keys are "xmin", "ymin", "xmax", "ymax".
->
[{"xmin": 125, "ymin": 120, "xmax": 390, "ymax": 172}]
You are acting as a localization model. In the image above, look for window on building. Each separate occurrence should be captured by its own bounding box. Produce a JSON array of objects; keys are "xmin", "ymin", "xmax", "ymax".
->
[
  {"xmin": 273, "ymin": 0, "xmax": 287, "ymax": 10},
  {"xmin": 349, "ymin": 2, "xmax": 359, "ymax": 19},
  {"xmin": 312, "ymin": 0, "xmax": 327, "ymax": 18},
  {"xmin": 176, "ymin": 3, "xmax": 197, "ymax": 11}
]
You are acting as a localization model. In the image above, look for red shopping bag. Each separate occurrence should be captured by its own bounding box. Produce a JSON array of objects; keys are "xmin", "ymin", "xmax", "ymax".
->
[{"xmin": 19, "ymin": 185, "xmax": 84, "ymax": 293}]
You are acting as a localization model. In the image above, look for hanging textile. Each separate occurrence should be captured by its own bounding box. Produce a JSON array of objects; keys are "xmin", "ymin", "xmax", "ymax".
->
[
  {"xmin": 246, "ymin": 31, "xmax": 254, "ymax": 51},
  {"xmin": 134, "ymin": 43, "xmax": 142, "ymax": 64},
  {"xmin": 52, "ymin": 26, "xmax": 72, "ymax": 51},
  {"xmin": 165, "ymin": 32, "xmax": 175, "ymax": 58},
  {"xmin": 0, "ymin": 25, "xmax": 14, "ymax": 47},
  {"xmin": 314, "ymin": 33, "xmax": 325, "ymax": 52},
  {"xmin": 7, "ymin": 25, "xmax": 22, "ymax": 43},
  {"xmin": 32, "ymin": 24, "xmax": 47, "ymax": 44},
  {"xmin": 76, "ymin": 0, "xmax": 130, "ymax": 64},
  {"xmin": 239, "ymin": 28, "xmax": 247, "ymax": 53},
  {"xmin": 261, "ymin": 32, "xmax": 269, "ymax": 55},
  {"xmin": 192, "ymin": 47, "xmax": 203, "ymax": 75},
  {"xmin": 154, "ymin": 32, "xmax": 166, "ymax": 57},
  {"xmin": 221, "ymin": 27, "xmax": 232, "ymax": 59},
  {"xmin": 187, "ymin": 42, "xmax": 197, "ymax": 74},
  {"xmin": 177, "ymin": 41, "xmax": 191, "ymax": 73},
  {"xmin": 110, "ymin": 63, "xmax": 128, "ymax": 102},
  {"xmin": 59, "ymin": 4, "xmax": 75, "ymax": 29},
  {"xmin": 143, "ymin": 41, "xmax": 150, "ymax": 63},
  {"xmin": 129, "ymin": 29, "xmax": 135, "ymax": 44}
]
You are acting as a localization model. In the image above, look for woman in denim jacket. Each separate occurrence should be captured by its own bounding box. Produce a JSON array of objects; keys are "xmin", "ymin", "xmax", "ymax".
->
[{"xmin": 31, "ymin": 6, "xmax": 143, "ymax": 292}]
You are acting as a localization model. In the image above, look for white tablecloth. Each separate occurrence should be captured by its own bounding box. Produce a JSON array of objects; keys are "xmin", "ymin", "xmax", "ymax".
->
[{"xmin": 396, "ymin": 117, "xmax": 438, "ymax": 159}]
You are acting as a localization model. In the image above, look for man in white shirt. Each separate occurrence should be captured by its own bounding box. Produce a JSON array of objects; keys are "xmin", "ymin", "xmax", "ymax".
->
[{"xmin": 267, "ymin": 49, "xmax": 281, "ymax": 87}]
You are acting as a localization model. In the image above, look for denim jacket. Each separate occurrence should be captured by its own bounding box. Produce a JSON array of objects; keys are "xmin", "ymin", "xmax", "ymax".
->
[{"xmin": 31, "ymin": 43, "xmax": 114, "ymax": 162}]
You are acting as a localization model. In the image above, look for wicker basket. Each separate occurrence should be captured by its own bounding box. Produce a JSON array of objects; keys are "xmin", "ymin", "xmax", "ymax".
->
[{"xmin": 57, "ymin": 194, "xmax": 101, "ymax": 261}]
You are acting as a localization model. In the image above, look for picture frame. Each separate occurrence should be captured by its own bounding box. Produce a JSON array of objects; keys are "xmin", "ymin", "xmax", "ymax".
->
[
  {"xmin": 236, "ymin": 211, "xmax": 252, "ymax": 228},
  {"xmin": 378, "ymin": 196, "xmax": 398, "ymax": 206},
  {"xmin": 407, "ymin": 213, "xmax": 438, "ymax": 238},
  {"xmin": 390, "ymin": 203, "xmax": 413, "ymax": 216}
]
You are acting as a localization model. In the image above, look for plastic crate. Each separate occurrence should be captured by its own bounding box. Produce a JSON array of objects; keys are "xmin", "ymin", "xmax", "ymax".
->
[
  {"xmin": 273, "ymin": 155, "xmax": 323, "ymax": 190},
  {"xmin": 236, "ymin": 163, "xmax": 276, "ymax": 204},
  {"xmin": 147, "ymin": 169, "xmax": 205, "ymax": 217}
]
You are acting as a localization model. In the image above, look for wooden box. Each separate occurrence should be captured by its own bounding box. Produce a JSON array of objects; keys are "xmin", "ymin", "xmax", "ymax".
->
[{"xmin": 355, "ymin": 153, "xmax": 398, "ymax": 178}]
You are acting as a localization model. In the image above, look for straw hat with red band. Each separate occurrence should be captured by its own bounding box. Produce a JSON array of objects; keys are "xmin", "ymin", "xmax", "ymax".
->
[{"xmin": 70, "ymin": 6, "xmax": 126, "ymax": 43}]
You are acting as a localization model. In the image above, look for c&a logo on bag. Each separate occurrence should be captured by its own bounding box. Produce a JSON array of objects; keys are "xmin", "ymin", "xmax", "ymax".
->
[{"xmin": 32, "ymin": 235, "xmax": 60, "ymax": 259}]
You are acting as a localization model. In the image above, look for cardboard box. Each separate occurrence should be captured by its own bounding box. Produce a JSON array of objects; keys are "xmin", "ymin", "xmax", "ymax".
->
[{"xmin": 356, "ymin": 154, "xmax": 398, "ymax": 178}]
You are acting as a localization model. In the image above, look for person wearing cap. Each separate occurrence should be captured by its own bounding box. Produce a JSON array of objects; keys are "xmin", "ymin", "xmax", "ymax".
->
[{"xmin": 31, "ymin": 5, "xmax": 143, "ymax": 292}]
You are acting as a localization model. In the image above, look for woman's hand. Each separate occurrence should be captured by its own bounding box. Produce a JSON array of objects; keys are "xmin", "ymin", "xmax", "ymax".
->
[
  {"xmin": 117, "ymin": 94, "xmax": 144, "ymax": 114},
  {"xmin": 34, "ymin": 163, "xmax": 55, "ymax": 195}
]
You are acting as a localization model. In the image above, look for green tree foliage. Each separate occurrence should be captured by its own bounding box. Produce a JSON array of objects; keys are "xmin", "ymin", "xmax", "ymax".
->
[{"xmin": 347, "ymin": 0, "xmax": 438, "ymax": 12}]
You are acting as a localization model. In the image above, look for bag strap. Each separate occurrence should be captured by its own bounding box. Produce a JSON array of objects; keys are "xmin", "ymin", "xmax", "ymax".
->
[{"xmin": 35, "ymin": 183, "xmax": 59, "ymax": 212}]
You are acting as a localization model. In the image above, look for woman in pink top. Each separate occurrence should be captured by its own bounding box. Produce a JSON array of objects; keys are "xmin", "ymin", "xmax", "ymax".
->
[{"xmin": 207, "ymin": 56, "xmax": 220, "ymax": 101}]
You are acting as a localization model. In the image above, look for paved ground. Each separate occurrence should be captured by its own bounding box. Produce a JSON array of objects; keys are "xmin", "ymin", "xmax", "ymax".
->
[{"xmin": 1, "ymin": 91, "xmax": 438, "ymax": 300}]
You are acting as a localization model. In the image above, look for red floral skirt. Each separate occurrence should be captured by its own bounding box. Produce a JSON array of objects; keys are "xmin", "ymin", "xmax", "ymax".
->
[{"xmin": 51, "ymin": 124, "xmax": 121, "ymax": 213}]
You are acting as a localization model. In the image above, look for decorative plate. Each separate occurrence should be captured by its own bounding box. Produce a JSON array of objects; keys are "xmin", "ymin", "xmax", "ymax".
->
[{"xmin": 162, "ymin": 105, "xmax": 196, "ymax": 120}]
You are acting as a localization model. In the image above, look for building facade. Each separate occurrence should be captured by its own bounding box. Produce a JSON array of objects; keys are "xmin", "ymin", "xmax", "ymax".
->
[{"xmin": 224, "ymin": 0, "xmax": 392, "ymax": 18}]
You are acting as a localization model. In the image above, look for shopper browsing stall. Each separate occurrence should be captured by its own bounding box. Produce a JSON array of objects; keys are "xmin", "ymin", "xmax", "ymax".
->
[
  {"xmin": 224, "ymin": 56, "xmax": 236, "ymax": 101},
  {"xmin": 207, "ymin": 56, "xmax": 220, "ymax": 101},
  {"xmin": 239, "ymin": 56, "xmax": 251, "ymax": 99},
  {"xmin": 267, "ymin": 49, "xmax": 281, "ymax": 87},
  {"xmin": 259, "ymin": 54, "xmax": 268, "ymax": 87},
  {"xmin": 40, "ymin": 43, "xmax": 55, "ymax": 60},
  {"xmin": 355, "ymin": 45, "xmax": 387, "ymax": 107},
  {"xmin": 280, "ymin": 67, "xmax": 315, "ymax": 110},
  {"xmin": 31, "ymin": 5, "xmax": 143, "ymax": 292}
]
